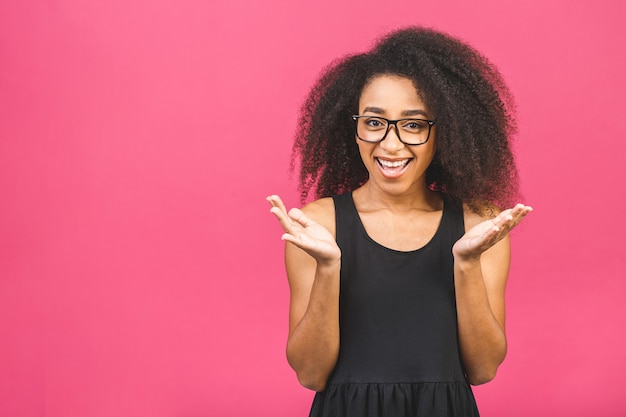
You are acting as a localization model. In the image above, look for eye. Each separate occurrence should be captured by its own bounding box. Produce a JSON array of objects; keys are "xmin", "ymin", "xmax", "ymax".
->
[
  {"xmin": 364, "ymin": 118, "xmax": 386, "ymax": 129},
  {"xmin": 401, "ymin": 119, "xmax": 426, "ymax": 131}
]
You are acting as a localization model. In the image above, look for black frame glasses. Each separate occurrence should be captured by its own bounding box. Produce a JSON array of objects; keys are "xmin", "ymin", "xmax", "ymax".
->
[{"xmin": 352, "ymin": 115, "xmax": 436, "ymax": 145}]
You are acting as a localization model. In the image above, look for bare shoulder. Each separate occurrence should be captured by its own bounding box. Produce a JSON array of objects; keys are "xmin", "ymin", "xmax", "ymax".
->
[{"xmin": 300, "ymin": 197, "xmax": 336, "ymax": 238}]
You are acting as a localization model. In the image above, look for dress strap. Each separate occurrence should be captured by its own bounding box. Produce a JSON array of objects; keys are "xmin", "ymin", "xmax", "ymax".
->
[{"xmin": 332, "ymin": 193, "xmax": 357, "ymax": 249}]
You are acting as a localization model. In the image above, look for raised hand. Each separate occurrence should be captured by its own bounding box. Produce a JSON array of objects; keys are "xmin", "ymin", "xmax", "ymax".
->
[
  {"xmin": 267, "ymin": 195, "xmax": 341, "ymax": 264},
  {"xmin": 452, "ymin": 204, "xmax": 533, "ymax": 261}
]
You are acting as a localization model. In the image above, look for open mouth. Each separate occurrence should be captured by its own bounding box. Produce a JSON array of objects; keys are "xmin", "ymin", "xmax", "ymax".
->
[{"xmin": 375, "ymin": 158, "xmax": 412, "ymax": 177}]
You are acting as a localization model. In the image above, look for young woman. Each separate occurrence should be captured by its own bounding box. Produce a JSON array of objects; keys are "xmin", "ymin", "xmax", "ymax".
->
[{"xmin": 267, "ymin": 27, "xmax": 532, "ymax": 417}]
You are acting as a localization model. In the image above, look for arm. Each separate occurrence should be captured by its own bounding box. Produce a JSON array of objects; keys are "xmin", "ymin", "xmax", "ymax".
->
[
  {"xmin": 453, "ymin": 204, "xmax": 532, "ymax": 385},
  {"xmin": 267, "ymin": 195, "xmax": 341, "ymax": 391}
]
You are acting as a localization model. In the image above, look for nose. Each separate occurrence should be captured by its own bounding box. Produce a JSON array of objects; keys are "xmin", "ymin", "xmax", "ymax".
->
[{"xmin": 379, "ymin": 124, "xmax": 404, "ymax": 152}]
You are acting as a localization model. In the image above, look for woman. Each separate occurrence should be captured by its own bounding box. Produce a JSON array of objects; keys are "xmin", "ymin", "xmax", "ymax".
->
[{"xmin": 267, "ymin": 27, "xmax": 532, "ymax": 416}]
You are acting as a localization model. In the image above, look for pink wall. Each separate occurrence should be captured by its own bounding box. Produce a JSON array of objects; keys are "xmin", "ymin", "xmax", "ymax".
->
[{"xmin": 1, "ymin": 0, "xmax": 625, "ymax": 416}]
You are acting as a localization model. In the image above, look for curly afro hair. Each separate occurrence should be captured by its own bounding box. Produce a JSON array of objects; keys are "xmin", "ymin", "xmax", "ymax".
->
[{"xmin": 292, "ymin": 26, "xmax": 520, "ymax": 214}]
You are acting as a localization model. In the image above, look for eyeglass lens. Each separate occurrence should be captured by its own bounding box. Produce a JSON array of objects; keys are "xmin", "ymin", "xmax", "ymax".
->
[{"xmin": 355, "ymin": 116, "xmax": 431, "ymax": 145}]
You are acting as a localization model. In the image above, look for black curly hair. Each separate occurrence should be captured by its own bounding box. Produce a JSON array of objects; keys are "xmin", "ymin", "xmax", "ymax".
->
[{"xmin": 291, "ymin": 26, "xmax": 520, "ymax": 214}]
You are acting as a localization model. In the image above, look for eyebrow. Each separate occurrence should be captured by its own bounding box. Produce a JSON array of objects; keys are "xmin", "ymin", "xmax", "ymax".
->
[{"xmin": 362, "ymin": 107, "xmax": 429, "ymax": 118}]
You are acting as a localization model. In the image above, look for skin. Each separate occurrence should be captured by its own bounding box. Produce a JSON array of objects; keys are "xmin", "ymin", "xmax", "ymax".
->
[{"xmin": 267, "ymin": 75, "xmax": 532, "ymax": 391}]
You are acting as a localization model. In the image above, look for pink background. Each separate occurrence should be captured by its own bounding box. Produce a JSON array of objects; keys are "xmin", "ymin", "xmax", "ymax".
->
[{"xmin": 1, "ymin": 0, "xmax": 625, "ymax": 416}]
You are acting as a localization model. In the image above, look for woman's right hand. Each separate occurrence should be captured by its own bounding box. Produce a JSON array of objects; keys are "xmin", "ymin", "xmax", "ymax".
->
[{"xmin": 267, "ymin": 195, "xmax": 341, "ymax": 265}]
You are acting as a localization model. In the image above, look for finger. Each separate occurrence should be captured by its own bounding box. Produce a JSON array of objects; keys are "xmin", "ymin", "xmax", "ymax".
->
[
  {"xmin": 490, "ymin": 209, "xmax": 513, "ymax": 231},
  {"xmin": 269, "ymin": 206, "xmax": 298, "ymax": 233},
  {"xmin": 482, "ymin": 224, "xmax": 504, "ymax": 246},
  {"xmin": 486, "ymin": 212, "xmax": 529, "ymax": 244},
  {"xmin": 266, "ymin": 195, "xmax": 288, "ymax": 215},
  {"xmin": 493, "ymin": 204, "xmax": 531, "ymax": 230},
  {"xmin": 281, "ymin": 230, "xmax": 317, "ymax": 252},
  {"xmin": 510, "ymin": 206, "xmax": 529, "ymax": 225},
  {"xmin": 267, "ymin": 196, "xmax": 293, "ymax": 227},
  {"xmin": 271, "ymin": 206, "xmax": 316, "ymax": 237},
  {"xmin": 510, "ymin": 203, "xmax": 532, "ymax": 216},
  {"xmin": 269, "ymin": 205, "xmax": 287, "ymax": 221},
  {"xmin": 510, "ymin": 203, "xmax": 527, "ymax": 218},
  {"xmin": 288, "ymin": 207, "xmax": 315, "ymax": 228},
  {"xmin": 504, "ymin": 204, "xmax": 533, "ymax": 229},
  {"xmin": 281, "ymin": 231, "xmax": 311, "ymax": 247}
]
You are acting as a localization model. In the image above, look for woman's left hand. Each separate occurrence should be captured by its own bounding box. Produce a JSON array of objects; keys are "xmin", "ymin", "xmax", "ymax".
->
[{"xmin": 452, "ymin": 204, "xmax": 532, "ymax": 261}]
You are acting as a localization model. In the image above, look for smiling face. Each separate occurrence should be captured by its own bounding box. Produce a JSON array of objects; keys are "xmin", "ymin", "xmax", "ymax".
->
[{"xmin": 356, "ymin": 74, "xmax": 437, "ymax": 197}]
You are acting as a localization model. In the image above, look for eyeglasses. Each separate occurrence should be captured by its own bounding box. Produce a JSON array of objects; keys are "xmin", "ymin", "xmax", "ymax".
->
[{"xmin": 352, "ymin": 115, "xmax": 436, "ymax": 145}]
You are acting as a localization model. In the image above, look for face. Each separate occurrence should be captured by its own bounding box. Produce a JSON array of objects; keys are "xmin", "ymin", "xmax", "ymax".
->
[{"xmin": 356, "ymin": 74, "xmax": 436, "ymax": 196}]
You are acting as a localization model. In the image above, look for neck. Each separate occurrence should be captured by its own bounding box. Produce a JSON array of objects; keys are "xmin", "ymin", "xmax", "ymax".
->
[{"xmin": 354, "ymin": 180, "xmax": 442, "ymax": 212}]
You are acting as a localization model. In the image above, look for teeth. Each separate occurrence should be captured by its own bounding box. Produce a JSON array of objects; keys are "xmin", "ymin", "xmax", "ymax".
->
[{"xmin": 378, "ymin": 159, "xmax": 409, "ymax": 168}]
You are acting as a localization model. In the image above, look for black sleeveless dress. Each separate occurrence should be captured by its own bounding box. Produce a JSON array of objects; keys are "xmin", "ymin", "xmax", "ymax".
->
[{"xmin": 309, "ymin": 193, "xmax": 479, "ymax": 417}]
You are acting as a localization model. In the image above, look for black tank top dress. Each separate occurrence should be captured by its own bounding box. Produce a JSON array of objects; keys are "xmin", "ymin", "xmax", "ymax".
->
[{"xmin": 309, "ymin": 193, "xmax": 479, "ymax": 417}]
